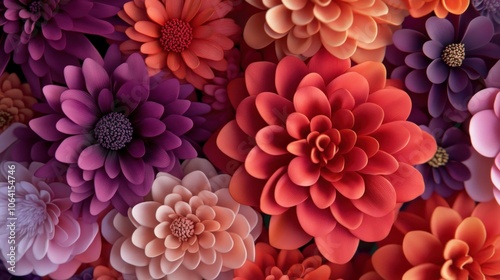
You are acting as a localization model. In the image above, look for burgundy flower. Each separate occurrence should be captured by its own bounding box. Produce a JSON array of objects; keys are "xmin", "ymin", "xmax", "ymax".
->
[
  {"xmin": 29, "ymin": 45, "xmax": 210, "ymax": 218},
  {"xmin": 0, "ymin": 0, "xmax": 125, "ymax": 98}
]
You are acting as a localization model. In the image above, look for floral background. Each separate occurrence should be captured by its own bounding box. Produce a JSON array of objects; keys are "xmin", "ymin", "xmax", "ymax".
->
[{"xmin": 0, "ymin": 0, "xmax": 500, "ymax": 279}]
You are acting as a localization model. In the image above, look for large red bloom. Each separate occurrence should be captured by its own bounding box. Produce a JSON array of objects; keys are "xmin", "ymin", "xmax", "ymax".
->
[{"xmin": 204, "ymin": 48, "xmax": 436, "ymax": 264}]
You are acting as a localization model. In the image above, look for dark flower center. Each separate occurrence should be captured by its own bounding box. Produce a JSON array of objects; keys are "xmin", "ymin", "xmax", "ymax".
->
[
  {"xmin": 0, "ymin": 111, "xmax": 13, "ymax": 129},
  {"xmin": 170, "ymin": 217, "xmax": 195, "ymax": 242},
  {"xmin": 428, "ymin": 146, "xmax": 449, "ymax": 168},
  {"xmin": 441, "ymin": 43, "xmax": 465, "ymax": 67},
  {"xmin": 16, "ymin": 195, "xmax": 47, "ymax": 238},
  {"xmin": 94, "ymin": 112, "xmax": 133, "ymax": 151},
  {"xmin": 28, "ymin": 0, "xmax": 43, "ymax": 13},
  {"xmin": 160, "ymin": 19, "xmax": 193, "ymax": 53},
  {"xmin": 307, "ymin": 130, "xmax": 340, "ymax": 167}
]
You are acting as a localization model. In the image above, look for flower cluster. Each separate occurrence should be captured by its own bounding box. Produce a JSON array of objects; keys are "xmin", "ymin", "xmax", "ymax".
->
[{"xmin": 1, "ymin": 0, "xmax": 500, "ymax": 279}]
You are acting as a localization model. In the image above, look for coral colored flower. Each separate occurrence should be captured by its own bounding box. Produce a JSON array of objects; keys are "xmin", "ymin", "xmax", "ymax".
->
[
  {"xmin": 102, "ymin": 158, "xmax": 262, "ymax": 280},
  {"xmin": 389, "ymin": 14, "xmax": 500, "ymax": 122},
  {"xmin": 29, "ymin": 45, "xmax": 210, "ymax": 218},
  {"xmin": 234, "ymin": 243, "xmax": 335, "ymax": 280},
  {"xmin": 417, "ymin": 117, "xmax": 471, "ymax": 198},
  {"xmin": 117, "ymin": 0, "xmax": 240, "ymax": 89},
  {"xmin": 0, "ymin": 0, "xmax": 124, "ymax": 98},
  {"xmin": 473, "ymin": 0, "xmax": 500, "ymax": 31},
  {"xmin": 0, "ymin": 161, "xmax": 101, "ymax": 279},
  {"xmin": 406, "ymin": 0, "xmax": 470, "ymax": 18},
  {"xmin": 0, "ymin": 72, "xmax": 36, "ymax": 132},
  {"xmin": 204, "ymin": 48, "xmax": 436, "ymax": 264},
  {"xmin": 243, "ymin": 0, "xmax": 408, "ymax": 62},
  {"xmin": 371, "ymin": 192, "xmax": 500, "ymax": 279},
  {"xmin": 467, "ymin": 87, "xmax": 500, "ymax": 204}
]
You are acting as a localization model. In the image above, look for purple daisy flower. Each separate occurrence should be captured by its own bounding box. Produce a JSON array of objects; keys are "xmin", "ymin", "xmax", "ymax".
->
[
  {"xmin": 0, "ymin": 0, "xmax": 126, "ymax": 98},
  {"xmin": 389, "ymin": 13, "xmax": 500, "ymax": 122},
  {"xmin": 29, "ymin": 45, "xmax": 210, "ymax": 219},
  {"xmin": 416, "ymin": 117, "xmax": 472, "ymax": 199},
  {"xmin": 473, "ymin": 0, "xmax": 500, "ymax": 31}
]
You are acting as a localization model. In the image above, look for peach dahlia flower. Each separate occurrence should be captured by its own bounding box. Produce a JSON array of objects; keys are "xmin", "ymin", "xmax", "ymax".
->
[
  {"xmin": 243, "ymin": 0, "xmax": 408, "ymax": 62},
  {"xmin": 102, "ymin": 158, "xmax": 262, "ymax": 280},
  {"xmin": 0, "ymin": 72, "xmax": 37, "ymax": 132},
  {"xmin": 405, "ymin": 0, "xmax": 470, "ymax": 18},
  {"xmin": 118, "ymin": 0, "xmax": 240, "ymax": 89},
  {"xmin": 205, "ymin": 48, "xmax": 436, "ymax": 264},
  {"xmin": 371, "ymin": 192, "xmax": 500, "ymax": 279}
]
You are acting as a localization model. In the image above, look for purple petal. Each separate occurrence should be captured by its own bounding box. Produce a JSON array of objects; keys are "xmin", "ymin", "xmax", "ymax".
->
[
  {"xmin": 82, "ymin": 58, "xmax": 110, "ymax": 95},
  {"xmin": 149, "ymin": 78, "xmax": 180, "ymax": 104},
  {"xmin": 28, "ymin": 35, "xmax": 45, "ymax": 61},
  {"xmin": 405, "ymin": 52, "xmax": 429, "ymax": 70},
  {"xmin": 393, "ymin": 29, "xmax": 428, "ymax": 52},
  {"xmin": 128, "ymin": 165, "xmax": 154, "ymax": 196},
  {"xmin": 155, "ymin": 130, "xmax": 182, "ymax": 151},
  {"xmin": 445, "ymin": 161, "xmax": 471, "ymax": 182},
  {"xmin": 446, "ymin": 144, "xmax": 471, "ymax": 161},
  {"xmin": 29, "ymin": 115, "xmax": 65, "ymax": 141},
  {"xmin": 462, "ymin": 57, "xmax": 487, "ymax": 78},
  {"xmin": 461, "ymin": 16, "xmax": 494, "ymax": 51},
  {"xmin": 126, "ymin": 139, "xmax": 146, "ymax": 158},
  {"xmin": 41, "ymin": 20, "xmax": 62, "ymax": 41},
  {"xmin": 103, "ymin": 44, "xmax": 121, "ymax": 73},
  {"xmin": 55, "ymin": 134, "xmax": 93, "ymax": 164},
  {"xmin": 64, "ymin": 32, "xmax": 103, "ymax": 63},
  {"xmin": 426, "ymin": 17, "xmax": 455, "ymax": 45},
  {"xmin": 163, "ymin": 99, "xmax": 191, "ymax": 115},
  {"xmin": 97, "ymin": 88, "xmax": 115, "ymax": 113},
  {"xmin": 468, "ymin": 88, "xmax": 497, "ymax": 114},
  {"xmin": 71, "ymin": 16, "xmax": 114, "ymax": 35},
  {"xmin": 90, "ymin": 196, "xmax": 111, "ymax": 216},
  {"xmin": 61, "ymin": 99, "xmax": 98, "ymax": 128},
  {"xmin": 115, "ymin": 80, "xmax": 148, "ymax": 114},
  {"xmin": 447, "ymin": 82, "xmax": 472, "ymax": 111},
  {"xmin": 132, "ymin": 101, "xmax": 165, "ymax": 120},
  {"xmin": 426, "ymin": 59, "xmax": 449, "ymax": 84},
  {"xmin": 64, "ymin": 66, "xmax": 85, "ymax": 90},
  {"xmin": 423, "ymin": 40, "xmax": 443, "ymax": 59},
  {"xmin": 144, "ymin": 144, "xmax": 171, "ymax": 168},
  {"xmin": 119, "ymin": 153, "xmax": 145, "ymax": 184},
  {"xmin": 405, "ymin": 69, "xmax": 432, "ymax": 93},
  {"xmin": 78, "ymin": 144, "xmax": 106, "ymax": 170},
  {"xmin": 47, "ymin": 33, "xmax": 67, "ymax": 51},
  {"xmin": 56, "ymin": 118, "xmax": 88, "ymax": 135},
  {"xmin": 173, "ymin": 138, "xmax": 197, "ymax": 159},
  {"xmin": 29, "ymin": 57, "xmax": 49, "ymax": 76},
  {"xmin": 164, "ymin": 115, "xmax": 193, "ymax": 135},
  {"xmin": 428, "ymin": 83, "xmax": 447, "ymax": 117},
  {"xmin": 105, "ymin": 152, "xmax": 120, "ymax": 179},
  {"xmin": 136, "ymin": 118, "xmax": 167, "ymax": 137},
  {"xmin": 448, "ymin": 68, "xmax": 468, "ymax": 93},
  {"xmin": 94, "ymin": 169, "xmax": 119, "ymax": 202}
]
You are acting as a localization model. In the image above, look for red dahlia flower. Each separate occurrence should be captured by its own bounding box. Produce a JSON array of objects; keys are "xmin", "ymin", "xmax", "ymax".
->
[{"xmin": 205, "ymin": 48, "xmax": 437, "ymax": 264}]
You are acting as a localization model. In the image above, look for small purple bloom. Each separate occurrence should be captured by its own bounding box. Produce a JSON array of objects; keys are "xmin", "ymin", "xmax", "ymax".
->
[
  {"xmin": 0, "ymin": 0, "xmax": 126, "ymax": 98},
  {"xmin": 473, "ymin": 0, "xmax": 500, "ymax": 31},
  {"xmin": 417, "ymin": 118, "xmax": 472, "ymax": 199},
  {"xmin": 389, "ymin": 13, "xmax": 500, "ymax": 122},
  {"xmin": 28, "ymin": 44, "xmax": 210, "ymax": 219}
]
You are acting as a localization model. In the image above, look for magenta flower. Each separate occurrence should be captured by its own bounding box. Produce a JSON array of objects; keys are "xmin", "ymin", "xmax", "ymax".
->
[
  {"xmin": 0, "ymin": 0, "xmax": 125, "ymax": 98},
  {"xmin": 0, "ymin": 161, "xmax": 101, "ymax": 279},
  {"xmin": 29, "ymin": 45, "xmax": 210, "ymax": 218}
]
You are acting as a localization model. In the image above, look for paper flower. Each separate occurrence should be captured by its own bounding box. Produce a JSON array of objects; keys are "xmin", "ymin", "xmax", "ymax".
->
[
  {"xmin": 234, "ymin": 243, "xmax": 334, "ymax": 280},
  {"xmin": 417, "ymin": 117, "xmax": 471, "ymax": 198},
  {"xmin": 205, "ymin": 48, "xmax": 436, "ymax": 263},
  {"xmin": 117, "ymin": 0, "xmax": 240, "ymax": 89},
  {"xmin": 467, "ymin": 87, "xmax": 500, "ymax": 203},
  {"xmin": 406, "ymin": 0, "xmax": 470, "ymax": 18},
  {"xmin": 0, "ymin": 72, "xmax": 36, "ymax": 132},
  {"xmin": 102, "ymin": 158, "xmax": 262, "ymax": 280},
  {"xmin": 472, "ymin": 0, "xmax": 500, "ymax": 31},
  {"xmin": 0, "ymin": 161, "xmax": 101, "ymax": 279},
  {"xmin": 371, "ymin": 192, "xmax": 500, "ymax": 279},
  {"xmin": 389, "ymin": 14, "xmax": 500, "ymax": 121},
  {"xmin": 243, "ymin": 0, "xmax": 408, "ymax": 62},
  {"xmin": 29, "ymin": 45, "xmax": 209, "ymax": 218},
  {"xmin": 0, "ymin": 0, "xmax": 123, "ymax": 98}
]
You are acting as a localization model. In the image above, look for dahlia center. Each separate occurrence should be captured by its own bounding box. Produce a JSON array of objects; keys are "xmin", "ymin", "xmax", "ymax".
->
[
  {"xmin": 441, "ymin": 43, "xmax": 465, "ymax": 67},
  {"xmin": 428, "ymin": 146, "xmax": 449, "ymax": 168},
  {"xmin": 159, "ymin": 19, "xmax": 193, "ymax": 53},
  {"xmin": 170, "ymin": 217, "xmax": 195, "ymax": 242},
  {"xmin": 0, "ymin": 111, "xmax": 13, "ymax": 129},
  {"xmin": 94, "ymin": 112, "xmax": 133, "ymax": 151},
  {"xmin": 16, "ymin": 196, "xmax": 47, "ymax": 238},
  {"xmin": 307, "ymin": 130, "xmax": 339, "ymax": 166},
  {"xmin": 28, "ymin": 0, "xmax": 43, "ymax": 13}
]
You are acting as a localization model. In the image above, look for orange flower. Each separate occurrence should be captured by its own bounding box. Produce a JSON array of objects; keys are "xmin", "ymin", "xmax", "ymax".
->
[
  {"xmin": 204, "ymin": 48, "xmax": 436, "ymax": 264},
  {"xmin": 406, "ymin": 0, "xmax": 470, "ymax": 18},
  {"xmin": 0, "ymin": 72, "xmax": 36, "ymax": 132},
  {"xmin": 371, "ymin": 192, "xmax": 500, "ymax": 279},
  {"xmin": 118, "ymin": 0, "xmax": 240, "ymax": 89},
  {"xmin": 243, "ymin": 0, "xmax": 408, "ymax": 62}
]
